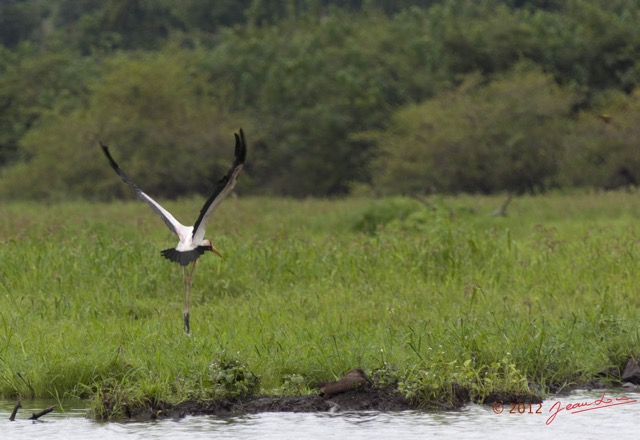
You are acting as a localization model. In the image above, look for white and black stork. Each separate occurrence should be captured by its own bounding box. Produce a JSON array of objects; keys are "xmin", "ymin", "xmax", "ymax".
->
[{"xmin": 100, "ymin": 129, "xmax": 246, "ymax": 334}]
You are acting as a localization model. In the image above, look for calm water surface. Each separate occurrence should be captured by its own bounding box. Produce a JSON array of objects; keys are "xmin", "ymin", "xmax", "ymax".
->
[{"xmin": 2, "ymin": 389, "xmax": 638, "ymax": 439}]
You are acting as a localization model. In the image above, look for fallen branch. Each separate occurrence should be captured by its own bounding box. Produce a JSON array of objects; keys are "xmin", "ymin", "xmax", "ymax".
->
[
  {"xmin": 492, "ymin": 193, "xmax": 514, "ymax": 217},
  {"xmin": 409, "ymin": 193, "xmax": 435, "ymax": 209},
  {"xmin": 9, "ymin": 400, "xmax": 21, "ymax": 421},
  {"xmin": 28, "ymin": 405, "xmax": 55, "ymax": 421}
]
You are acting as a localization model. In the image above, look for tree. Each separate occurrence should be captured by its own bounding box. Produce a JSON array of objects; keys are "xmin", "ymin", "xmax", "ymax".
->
[
  {"xmin": 0, "ymin": 49, "xmax": 249, "ymax": 200},
  {"xmin": 371, "ymin": 64, "xmax": 578, "ymax": 195},
  {"xmin": 0, "ymin": 0, "xmax": 45, "ymax": 48},
  {"xmin": 207, "ymin": 9, "xmax": 445, "ymax": 196},
  {"xmin": 560, "ymin": 90, "xmax": 640, "ymax": 189},
  {"xmin": 0, "ymin": 48, "xmax": 96, "ymax": 167}
]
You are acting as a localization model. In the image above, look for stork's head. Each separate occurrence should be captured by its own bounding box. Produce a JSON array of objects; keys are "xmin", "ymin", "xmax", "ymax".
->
[{"xmin": 203, "ymin": 239, "xmax": 223, "ymax": 258}]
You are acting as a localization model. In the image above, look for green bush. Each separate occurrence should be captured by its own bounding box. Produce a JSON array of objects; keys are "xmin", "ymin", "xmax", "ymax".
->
[
  {"xmin": 371, "ymin": 64, "xmax": 577, "ymax": 194},
  {"xmin": 207, "ymin": 353, "xmax": 260, "ymax": 400},
  {"xmin": 352, "ymin": 198, "xmax": 425, "ymax": 234}
]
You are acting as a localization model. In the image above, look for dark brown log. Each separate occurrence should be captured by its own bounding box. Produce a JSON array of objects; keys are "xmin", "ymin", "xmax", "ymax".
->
[
  {"xmin": 317, "ymin": 368, "xmax": 373, "ymax": 398},
  {"xmin": 492, "ymin": 193, "xmax": 514, "ymax": 217},
  {"xmin": 28, "ymin": 405, "xmax": 55, "ymax": 421},
  {"xmin": 9, "ymin": 400, "xmax": 21, "ymax": 421}
]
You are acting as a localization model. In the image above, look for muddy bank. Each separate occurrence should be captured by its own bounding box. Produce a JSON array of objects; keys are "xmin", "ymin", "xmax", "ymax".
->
[
  {"xmin": 112, "ymin": 380, "xmax": 640, "ymax": 421},
  {"xmin": 116, "ymin": 380, "xmax": 640, "ymax": 421},
  {"xmin": 118, "ymin": 355, "xmax": 640, "ymax": 421},
  {"xmin": 139, "ymin": 386, "xmax": 413, "ymax": 421},
  {"xmin": 132, "ymin": 385, "xmax": 543, "ymax": 421}
]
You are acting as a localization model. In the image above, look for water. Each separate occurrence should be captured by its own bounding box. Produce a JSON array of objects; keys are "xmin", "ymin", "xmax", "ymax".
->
[{"xmin": 2, "ymin": 389, "xmax": 638, "ymax": 439}]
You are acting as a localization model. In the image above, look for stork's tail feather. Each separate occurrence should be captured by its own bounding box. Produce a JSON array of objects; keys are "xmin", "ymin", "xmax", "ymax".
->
[{"xmin": 161, "ymin": 248, "xmax": 207, "ymax": 266}]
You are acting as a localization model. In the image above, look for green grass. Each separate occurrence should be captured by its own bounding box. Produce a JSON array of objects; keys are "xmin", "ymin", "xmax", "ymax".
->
[{"xmin": 1, "ymin": 192, "xmax": 639, "ymax": 417}]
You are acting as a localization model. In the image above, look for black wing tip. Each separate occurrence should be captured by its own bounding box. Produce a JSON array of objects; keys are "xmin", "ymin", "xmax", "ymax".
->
[
  {"xmin": 234, "ymin": 128, "xmax": 247, "ymax": 165},
  {"xmin": 99, "ymin": 141, "xmax": 109, "ymax": 156},
  {"xmin": 99, "ymin": 141, "xmax": 111, "ymax": 156},
  {"xmin": 99, "ymin": 141, "xmax": 120, "ymax": 170}
]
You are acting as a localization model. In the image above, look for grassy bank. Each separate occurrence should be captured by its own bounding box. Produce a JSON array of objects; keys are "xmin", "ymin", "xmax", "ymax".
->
[{"xmin": 1, "ymin": 193, "xmax": 639, "ymax": 418}]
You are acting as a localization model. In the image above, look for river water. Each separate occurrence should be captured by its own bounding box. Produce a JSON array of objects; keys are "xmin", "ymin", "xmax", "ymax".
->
[{"xmin": 2, "ymin": 389, "xmax": 638, "ymax": 439}]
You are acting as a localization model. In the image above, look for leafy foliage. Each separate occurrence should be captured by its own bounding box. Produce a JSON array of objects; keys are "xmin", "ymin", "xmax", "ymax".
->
[
  {"xmin": 351, "ymin": 198, "xmax": 425, "ymax": 234},
  {"xmin": 560, "ymin": 90, "xmax": 640, "ymax": 188},
  {"xmin": 207, "ymin": 353, "xmax": 260, "ymax": 400},
  {"xmin": 400, "ymin": 357, "xmax": 530, "ymax": 406},
  {"xmin": 2, "ymin": 0, "xmax": 640, "ymax": 198},
  {"xmin": 0, "ymin": 49, "xmax": 248, "ymax": 200},
  {"xmin": 371, "ymin": 65, "xmax": 578, "ymax": 194}
]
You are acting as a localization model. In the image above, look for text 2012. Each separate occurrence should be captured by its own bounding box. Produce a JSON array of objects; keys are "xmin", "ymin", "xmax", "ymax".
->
[{"xmin": 492, "ymin": 402, "xmax": 542, "ymax": 415}]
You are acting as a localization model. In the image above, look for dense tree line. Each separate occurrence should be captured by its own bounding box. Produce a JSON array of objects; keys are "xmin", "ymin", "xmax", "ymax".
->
[{"xmin": 1, "ymin": 0, "xmax": 640, "ymax": 199}]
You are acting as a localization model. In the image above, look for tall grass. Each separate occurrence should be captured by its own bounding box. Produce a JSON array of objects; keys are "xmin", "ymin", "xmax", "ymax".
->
[{"xmin": 0, "ymin": 192, "xmax": 639, "ymax": 416}]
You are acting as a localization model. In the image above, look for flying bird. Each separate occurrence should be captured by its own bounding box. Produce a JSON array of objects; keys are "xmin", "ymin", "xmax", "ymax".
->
[{"xmin": 100, "ymin": 130, "xmax": 246, "ymax": 334}]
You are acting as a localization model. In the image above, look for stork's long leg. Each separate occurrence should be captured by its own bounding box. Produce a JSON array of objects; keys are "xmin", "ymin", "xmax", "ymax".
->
[
  {"xmin": 182, "ymin": 266, "xmax": 189, "ymax": 334},
  {"xmin": 183, "ymin": 260, "xmax": 198, "ymax": 335}
]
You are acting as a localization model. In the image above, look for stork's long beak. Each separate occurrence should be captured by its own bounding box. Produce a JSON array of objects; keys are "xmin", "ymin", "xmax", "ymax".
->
[{"xmin": 210, "ymin": 244, "xmax": 223, "ymax": 258}]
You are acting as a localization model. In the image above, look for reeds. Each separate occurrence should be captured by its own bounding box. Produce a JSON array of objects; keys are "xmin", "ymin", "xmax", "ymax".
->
[{"xmin": 0, "ymin": 192, "xmax": 638, "ymax": 417}]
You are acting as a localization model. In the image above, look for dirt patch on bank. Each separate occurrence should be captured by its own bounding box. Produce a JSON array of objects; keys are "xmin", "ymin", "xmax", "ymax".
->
[
  {"xmin": 132, "ymin": 385, "xmax": 542, "ymax": 421},
  {"xmin": 146, "ymin": 386, "xmax": 414, "ymax": 421},
  {"xmin": 98, "ymin": 356, "xmax": 640, "ymax": 421}
]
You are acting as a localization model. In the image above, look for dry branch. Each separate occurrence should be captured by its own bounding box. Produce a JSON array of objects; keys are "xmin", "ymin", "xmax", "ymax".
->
[
  {"xmin": 492, "ymin": 193, "xmax": 514, "ymax": 217},
  {"xmin": 28, "ymin": 405, "xmax": 55, "ymax": 421},
  {"xmin": 9, "ymin": 400, "xmax": 21, "ymax": 421}
]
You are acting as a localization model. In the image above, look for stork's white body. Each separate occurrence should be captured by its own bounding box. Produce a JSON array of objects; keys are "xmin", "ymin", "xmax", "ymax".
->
[{"xmin": 101, "ymin": 130, "xmax": 247, "ymax": 333}]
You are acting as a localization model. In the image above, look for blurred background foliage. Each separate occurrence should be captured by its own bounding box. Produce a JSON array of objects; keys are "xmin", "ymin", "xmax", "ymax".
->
[{"xmin": 1, "ymin": 0, "xmax": 640, "ymax": 199}]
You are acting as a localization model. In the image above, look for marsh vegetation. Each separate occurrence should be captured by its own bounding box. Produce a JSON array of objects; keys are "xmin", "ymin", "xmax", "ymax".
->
[{"xmin": 1, "ymin": 193, "xmax": 638, "ymax": 418}]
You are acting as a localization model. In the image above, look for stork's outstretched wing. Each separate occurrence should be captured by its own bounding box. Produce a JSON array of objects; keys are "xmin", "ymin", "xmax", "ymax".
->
[
  {"xmin": 100, "ymin": 143, "xmax": 186, "ymax": 238},
  {"xmin": 191, "ymin": 129, "xmax": 246, "ymax": 244}
]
